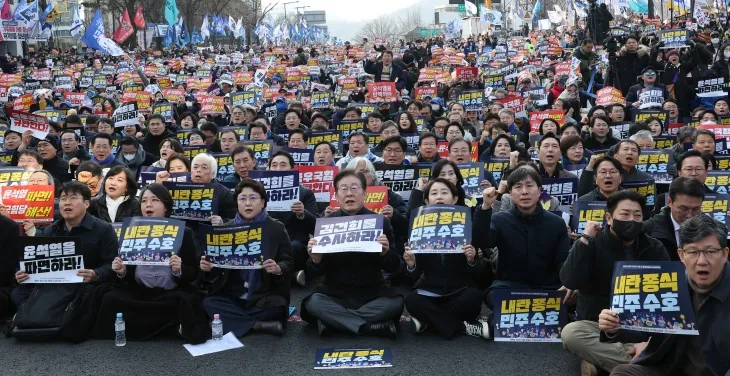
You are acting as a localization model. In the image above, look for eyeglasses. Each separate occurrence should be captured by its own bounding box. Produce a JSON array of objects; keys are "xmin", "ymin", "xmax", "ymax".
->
[
  {"xmin": 682, "ymin": 248, "xmax": 724, "ymax": 259},
  {"xmin": 59, "ymin": 195, "xmax": 84, "ymax": 202},
  {"xmin": 337, "ymin": 185, "xmax": 362, "ymax": 194},
  {"xmin": 237, "ymin": 196, "xmax": 261, "ymax": 203},
  {"xmin": 597, "ymin": 169, "xmax": 620, "ymax": 176},
  {"xmin": 644, "ymin": 72, "xmax": 657, "ymax": 76},
  {"xmin": 384, "ymin": 148, "xmax": 403, "ymax": 154}
]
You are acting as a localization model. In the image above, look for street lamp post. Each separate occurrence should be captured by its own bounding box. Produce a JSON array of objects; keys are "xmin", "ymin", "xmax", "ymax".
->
[{"xmin": 283, "ymin": 1, "xmax": 299, "ymax": 19}]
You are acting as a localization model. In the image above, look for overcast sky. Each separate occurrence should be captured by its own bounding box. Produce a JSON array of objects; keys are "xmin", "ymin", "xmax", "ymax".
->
[{"xmin": 262, "ymin": 0, "xmax": 421, "ymax": 39}]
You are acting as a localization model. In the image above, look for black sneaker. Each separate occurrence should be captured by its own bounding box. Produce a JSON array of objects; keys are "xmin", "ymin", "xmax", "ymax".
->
[
  {"xmin": 364, "ymin": 321, "xmax": 397, "ymax": 339},
  {"xmin": 463, "ymin": 319, "xmax": 490, "ymax": 340},
  {"xmin": 254, "ymin": 321, "xmax": 283, "ymax": 336}
]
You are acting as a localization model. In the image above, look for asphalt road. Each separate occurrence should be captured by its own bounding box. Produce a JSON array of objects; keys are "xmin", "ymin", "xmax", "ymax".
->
[{"xmin": 0, "ymin": 283, "xmax": 581, "ymax": 376}]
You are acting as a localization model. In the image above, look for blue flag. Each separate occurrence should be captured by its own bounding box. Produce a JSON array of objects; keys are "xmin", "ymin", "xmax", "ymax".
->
[
  {"xmin": 164, "ymin": 0, "xmax": 179, "ymax": 25},
  {"xmin": 179, "ymin": 18, "xmax": 190, "ymax": 46},
  {"xmin": 192, "ymin": 27, "xmax": 202, "ymax": 44},
  {"xmin": 163, "ymin": 24, "xmax": 176, "ymax": 47},
  {"xmin": 532, "ymin": 0, "xmax": 541, "ymax": 20},
  {"xmin": 82, "ymin": 10, "xmax": 126, "ymax": 56}
]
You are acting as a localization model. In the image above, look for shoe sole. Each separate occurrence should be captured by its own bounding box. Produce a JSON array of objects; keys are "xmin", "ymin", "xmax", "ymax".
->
[{"xmin": 580, "ymin": 361, "xmax": 598, "ymax": 376}]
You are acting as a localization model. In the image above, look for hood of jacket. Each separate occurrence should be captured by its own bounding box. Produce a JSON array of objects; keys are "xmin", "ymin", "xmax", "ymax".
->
[
  {"xmin": 619, "ymin": 44, "xmax": 650, "ymax": 57},
  {"xmin": 115, "ymin": 144, "xmax": 147, "ymax": 166}
]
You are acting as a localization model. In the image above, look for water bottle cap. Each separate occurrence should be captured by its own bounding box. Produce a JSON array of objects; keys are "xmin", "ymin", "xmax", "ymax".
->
[
  {"xmin": 214, "ymin": 314, "xmax": 220, "ymax": 319},
  {"xmin": 116, "ymin": 313, "xmax": 123, "ymax": 318}
]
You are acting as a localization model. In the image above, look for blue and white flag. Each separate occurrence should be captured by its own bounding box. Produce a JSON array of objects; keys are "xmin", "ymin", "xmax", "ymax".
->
[
  {"xmin": 164, "ymin": 0, "xmax": 179, "ymax": 25},
  {"xmin": 192, "ymin": 26, "xmax": 203, "ymax": 44},
  {"xmin": 178, "ymin": 17, "xmax": 189, "ymax": 46},
  {"xmin": 82, "ymin": 10, "xmax": 126, "ymax": 56},
  {"xmin": 201, "ymin": 14, "xmax": 210, "ymax": 39},
  {"xmin": 70, "ymin": 6, "xmax": 83, "ymax": 37},
  {"xmin": 532, "ymin": 0, "xmax": 542, "ymax": 20}
]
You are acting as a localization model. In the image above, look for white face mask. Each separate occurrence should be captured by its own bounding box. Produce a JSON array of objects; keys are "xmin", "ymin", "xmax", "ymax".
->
[
  {"xmin": 725, "ymin": 51, "xmax": 730, "ymax": 59},
  {"xmin": 123, "ymin": 153, "xmax": 136, "ymax": 161},
  {"xmin": 712, "ymin": 38, "xmax": 720, "ymax": 44},
  {"xmin": 185, "ymin": 101, "xmax": 193, "ymax": 107}
]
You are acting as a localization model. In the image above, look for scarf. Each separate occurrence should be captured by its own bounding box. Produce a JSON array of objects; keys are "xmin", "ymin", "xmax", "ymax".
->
[
  {"xmin": 233, "ymin": 209, "xmax": 269, "ymax": 296},
  {"xmin": 92, "ymin": 153, "xmax": 116, "ymax": 165},
  {"xmin": 550, "ymin": 81, "xmax": 564, "ymax": 100}
]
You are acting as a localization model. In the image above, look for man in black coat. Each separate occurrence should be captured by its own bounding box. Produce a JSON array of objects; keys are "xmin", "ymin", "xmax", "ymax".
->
[
  {"xmin": 625, "ymin": 66, "xmax": 671, "ymax": 109},
  {"xmin": 474, "ymin": 166, "xmax": 574, "ymax": 307},
  {"xmin": 36, "ymin": 135, "xmax": 70, "ymax": 183},
  {"xmin": 644, "ymin": 177, "xmax": 706, "ymax": 262},
  {"xmin": 655, "ymin": 150, "xmax": 714, "ymax": 215},
  {"xmin": 265, "ymin": 151, "xmax": 319, "ymax": 286},
  {"xmin": 0, "ymin": 213, "xmax": 20, "ymax": 317},
  {"xmin": 12, "ymin": 181, "xmax": 117, "ymax": 306},
  {"xmin": 140, "ymin": 114, "xmax": 175, "ymax": 158},
  {"xmin": 115, "ymin": 136, "xmax": 156, "ymax": 179},
  {"xmin": 616, "ymin": 36, "xmax": 652, "ymax": 95},
  {"xmin": 58, "ymin": 130, "xmax": 91, "ymax": 163},
  {"xmin": 301, "ymin": 170, "xmax": 403, "ymax": 338},
  {"xmin": 560, "ymin": 190, "xmax": 670, "ymax": 375},
  {"xmin": 364, "ymin": 50, "xmax": 407, "ymax": 91}
]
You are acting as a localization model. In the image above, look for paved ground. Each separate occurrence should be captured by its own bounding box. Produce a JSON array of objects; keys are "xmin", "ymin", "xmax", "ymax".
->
[{"xmin": 0, "ymin": 283, "xmax": 581, "ymax": 376}]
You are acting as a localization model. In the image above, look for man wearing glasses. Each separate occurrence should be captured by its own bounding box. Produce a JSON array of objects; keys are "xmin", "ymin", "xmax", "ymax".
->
[
  {"xmin": 654, "ymin": 150, "xmax": 714, "ymax": 216},
  {"xmin": 626, "ymin": 67, "xmax": 671, "ymax": 110},
  {"xmin": 604, "ymin": 214, "xmax": 730, "ymax": 376},
  {"xmin": 336, "ymin": 132, "xmax": 383, "ymax": 170},
  {"xmin": 12, "ymin": 181, "xmax": 118, "ymax": 306},
  {"xmin": 560, "ymin": 190, "xmax": 670, "ymax": 376},
  {"xmin": 380, "ymin": 136, "xmax": 409, "ymax": 166},
  {"xmin": 302, "ymin": 170, "xmax": 402, "ymax": 338}
]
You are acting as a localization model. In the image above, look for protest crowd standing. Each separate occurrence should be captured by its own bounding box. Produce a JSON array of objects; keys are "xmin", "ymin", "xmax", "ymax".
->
[{"xmin": 2, "ymin": 2, "xmax": 730, "ymax": 375}]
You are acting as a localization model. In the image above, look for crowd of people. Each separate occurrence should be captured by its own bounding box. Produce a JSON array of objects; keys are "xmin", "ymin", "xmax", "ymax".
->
[{"xmin": 0, "ymin": 12, "xmax": 729, "ymax": 376}]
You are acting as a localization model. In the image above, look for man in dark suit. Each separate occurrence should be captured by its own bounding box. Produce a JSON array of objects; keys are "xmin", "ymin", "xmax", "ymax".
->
[
  {"xmin": 644, "ymin": 177, "xmax": 706, "ymax": 262},
  {"xmin": 301, "ymin": 169, "xmax": 403, "ymax": 338},
  {"xmin": 364, "ymin": 50, "xmax": 406, "ymax": 91}
]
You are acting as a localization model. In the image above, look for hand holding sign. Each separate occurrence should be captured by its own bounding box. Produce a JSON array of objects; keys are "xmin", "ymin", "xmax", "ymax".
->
[
  {"xmin": 403, "ymin": 246, "xmax": 416, "ymax": 268},
  {"xmin": 112, "ymin": 257, "xmax": 127, "ymax": 277},
  {"xmin": 199, "ymin": 255, "xmax": 213, "ymax": 272},
  {"xmin": 307, "ymin": 238, "xmax": 323, "ymax": 263},
  {"xmin": 598, "ymin": 309, "xmax": 621, "ymax": 334},
  {"xmin": 170, "ymin": 255, "xmax": 182, "ymax": 274},
  {"xmin": 14, "ymin": 270, "xmax": 29, "ymax": 284},
  {"xmin": 76, "ymin": 269, "xmax": 98, "ymax": 283},
  {"xmin": 378, "ymin": 234, "xmax": 389, "ymax": 255},
  {"xmin": 463, "ymin": 244, "xmax": 476, "ymax": 264}
]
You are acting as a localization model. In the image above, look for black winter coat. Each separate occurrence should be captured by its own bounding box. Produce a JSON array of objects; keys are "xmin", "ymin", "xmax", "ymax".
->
[
  {"xmin": 560, "ymin": 226, "xmax": 669, "ymax": 322},
  {"xmin": 643, "ymin": 206, "xmax": 681, "ymax": 261},
  {"xmin": 88, "ymin": 195, "xmax": 142, "ymax": 223}
]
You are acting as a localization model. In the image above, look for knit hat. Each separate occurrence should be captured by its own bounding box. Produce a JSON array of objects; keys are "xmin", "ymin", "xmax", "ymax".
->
[
  {"xmin": 38, "ymin": 135, "xmax": 58, "ymax": 151},
  {"xmin": 665, "ymin": 49, "xmax": 679, "ymax": 59}
]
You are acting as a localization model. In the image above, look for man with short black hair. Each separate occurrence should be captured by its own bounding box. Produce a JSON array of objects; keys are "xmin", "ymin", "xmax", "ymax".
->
[
  {"xmin": 219, "ymin": 129, "xmax": 240, "ymax": 154},
  {"xmin": 59, "ymin": 130, "xmax": 90, "ymax": 166},
  {"xmin": 288, "ymin": 129, "xmax": 308, "ymax": 150},
  {"xmin": 561, "ymin": 190, "xmax": 669, "ymax": 375},
  {"xmin": 364, "ymin": 50, "xmax": 406, "ymax": 91},
  {"xmin": 115, "ymin": 136, "xmax": 155, "ymax": 178},
  {"xmin": 90, "ymin": 133, "xmax": 124, "ymax": 167},
  {"xmin": 380, "ymin": 136, "xmax": 409, "ymax": 165},
  {"xmin": 336, "ymin": 132, "xmax": 383, "ymax": 169},
  {"xmin": 141, "ymin": 114, "xmax": 174, "ymax": 157},
  {"xmin": 655, "ymin": 150, "xmax": 714, "ymax": 215},
  {"xmin": 413, "ymin": 132, "xmax": 441, "ymax": 163},
  {"xmin": 36, "ymin": 135, "xmax": 70, "ymax": 183},
  {"xmin": 644, "ymin": 177, "xmax": 706, "ymax": 262},
  {"xmin": 199, "ymin": 122, "xmax": 222, "ymax": 153}
]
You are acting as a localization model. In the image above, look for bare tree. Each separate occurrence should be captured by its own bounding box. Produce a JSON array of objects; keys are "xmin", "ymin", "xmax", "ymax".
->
[
  {"xmin": 395, "ymin": 8, "xmax": 422, "ymax": 36},
  {"xmin": 354, "ymin": 15, "xmax": 398, "ymax": 42}
]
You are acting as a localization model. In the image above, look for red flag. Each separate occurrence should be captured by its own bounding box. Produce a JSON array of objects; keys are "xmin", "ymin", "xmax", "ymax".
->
[
  {"xmin": 113, "ymin": 9, "xmax": 134, "ymax": 44},
  {"xmin": 133, "ymin": 5, "xmax": 145, "ymax": 28},
  {"xmin": 0, "ymin": 0, "xmax": 12, "ymax": 20}
]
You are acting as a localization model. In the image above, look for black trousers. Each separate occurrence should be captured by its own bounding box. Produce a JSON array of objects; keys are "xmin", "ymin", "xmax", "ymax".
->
[
  {"xmin": 405, "ymin": 287, "xmax": 483, "ymax": 339},
  {"xmin": 291, "ymin": 240, "xmax": 308, "ymax": 272}
]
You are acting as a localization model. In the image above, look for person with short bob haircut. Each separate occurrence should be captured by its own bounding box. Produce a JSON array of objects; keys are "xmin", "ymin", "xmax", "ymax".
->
[{"xmin": 88, "ymin": 165, "xmax": 142, "ymax": 223}]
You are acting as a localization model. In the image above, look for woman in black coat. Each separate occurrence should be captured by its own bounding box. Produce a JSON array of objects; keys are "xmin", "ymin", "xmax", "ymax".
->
[
  {"xmin": 403, "ymin": 178, "xmax": 490, "ymax": 340},
  {"xmin": 200, "ymin": 178, "xmax": 293, "ymax": 337},
  {"xmin": 87, "ymin": 165, "xmax": 142, "ymax": 223},
  {"xmin": 92, "ymin": 183, "xmax": 208, "ymax": 343}
]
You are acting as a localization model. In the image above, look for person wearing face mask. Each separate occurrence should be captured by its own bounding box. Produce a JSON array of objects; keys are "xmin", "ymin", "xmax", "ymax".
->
[
  {"xmin": 115, "ymin": 136, "xmax": 155, "ymax": 179},
  {"xmin": 560, "ymin": 190, "xmax": 669, "ymax": 376},
  {"xmin": 87, "ymin": 165, "xmax": 142, "ymax": 223},
  {"xmin": 711, "ymin": 43, "xmax": 730, "ymax": 84}
]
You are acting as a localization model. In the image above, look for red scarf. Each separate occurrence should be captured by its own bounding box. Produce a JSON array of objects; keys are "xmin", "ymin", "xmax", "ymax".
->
[{"xmin": 550, "ymin": 81, "xmax": 564, "ymax": 100}]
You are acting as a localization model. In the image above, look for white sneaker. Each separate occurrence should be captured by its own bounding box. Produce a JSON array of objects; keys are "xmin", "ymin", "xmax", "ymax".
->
[
  {"xmin": 412, "ymin": 317, "xmax": 427, "ymax": 333},
  {"xmin": 295, "ymin": 270, "xmax": 306, "ymax": 287},
  {"xmin": 463, "ymin": 319, "xmax": 490, "ymax": 340}
]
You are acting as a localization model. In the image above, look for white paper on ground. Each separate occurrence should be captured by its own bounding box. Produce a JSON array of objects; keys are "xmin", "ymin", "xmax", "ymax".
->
[{"xmin": 183, "ymin": 332, "xmax": 244, "ymax": 356}]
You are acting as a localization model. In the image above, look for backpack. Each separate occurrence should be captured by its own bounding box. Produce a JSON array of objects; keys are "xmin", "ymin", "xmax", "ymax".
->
[{"xmin": 7, "ymin": 284, "xmax": 86, "ymax": 341}]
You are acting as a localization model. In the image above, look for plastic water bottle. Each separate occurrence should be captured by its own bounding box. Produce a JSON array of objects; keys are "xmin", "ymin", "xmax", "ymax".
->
[
  {"xmin": 115, "ymin": 313, "xmax": 126, "ymax": 347},
  {"xmin": 212, "ymin": 314, "xmax": 223, "ymax": 341}
]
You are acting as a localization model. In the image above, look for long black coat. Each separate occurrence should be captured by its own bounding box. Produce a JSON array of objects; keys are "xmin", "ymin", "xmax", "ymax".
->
[
  {"xmin": 203, "ymin": 216, "xmax": 293, "ymax": 310},
  {"xmin": 301, "ymin": 207, "xmax": 401, "ymax": 324},
  {"xmin": 643, "ymin": 206, "xmax": 680, "ymax": 261},
  {"xmin": 560, "ymin": 226, "xmax": 669, "ymax": 322}
]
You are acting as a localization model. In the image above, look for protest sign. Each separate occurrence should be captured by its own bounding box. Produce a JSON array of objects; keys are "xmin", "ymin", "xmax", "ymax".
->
[
  {"xmin": 280, "ymin": 147, "xmax": 314, "ymax": 166},
  {"xmin": 247, "ymin": 170, "xmax": 300, "ymax": 212},
  {"xmin": 164, "ymin": 182, "xmax": 218, "ymax": 220},
  {"xmin": 697, "ymin": 124, "xmax": 730, "ymax": 141},
  {"xmin": 295, "ymin": 165, "xmax": 338, "ymax": 203},
  {"xmin": 572, "ymin": 201, "xmax": 607, "ymax": 233},
  {"xmin": 183, "ymin": 146, "xmax": 210, "ymax": 160},
  {"xmin": 635, "ymin": 150, "xmax": 671, "ymax": 184},
  {"xmin": 455, "ymin": 67, "xmax": 478, "ymax": 81},
  {"xmin": 311, "ymin": 91, "xmax": 332, "ymax": 109},
  {"xmin": 408, "ymin": 205, "xmax": 471, "ymax": 253},
  {"xmin": 497, "ymin": 96, "xmax": 525, "ymax": 117},
  {"xmin": 200, "ymin": 96, "xmax": 226, "ymax": 116},
  {"xmin": 118, "ymin": 217, "xmax": 185, "ymax": 265},
  {"xmin": 314, "ymin": 348, "xmax": 392, "ymax": 369},
  {"xmin": 7, "ymin": 108, "xmax": 50, "ymax": 139},
  {"xmin": 329, "ymin": 186, "xmax": 389, "ymax": 214},
  {"xmin": 112, "ymin": 102, "xmax": 139, "ymax": 127},
  {"xmin": 336, "ymin": 120, "xmax": 365, "ymax": 143},
  {"xmin": 528, "ymin": 110, "xmax": 565, "ymax": 133},
  {"xmin": 241, "ymin": 140, "xmax": 274, "ymax": 169},
  {"xmin": 541, "ymin": 178, "xmax": 578, "ymax": 213},
  {"xmin": 484, "ymin": 74, "xmax": 505, "ymax": 88},
  {"xmin": 493, "ymin": 289, "xmax": 568, "ymax": 342},
  {"xmin": 352, "ymin": 104, "xmax": 377, "ymax": 119},
  {"xmin": 152, "ymin": 102, "xmax": 175, "ymax": 123},
  {"xmin": 522, "ymin": 87, "xmax": 548, "ymax": 107},
  {"xmin": 482, "ymin": 157, "xmax": 510, "ymax": 185},
  {"xmin": 622, "ymin": 179, "xmax": 656, "ymax": 207},
  {"xmin": 54, "ymin": 75, "xmax": 73, "ymax": 90},
  {"xmin": 367, "ymin": 82, "xmax": 396, "ymax": 103},
  {"xmin": 458, "ymin": 163, "xmax": 484, "ymax": 199},
  {"xmin": 0, "ymin": 185, "xmax": 54, "ymax": 223},
  {"xmin": 638, "ymin": 88, "xmax": 665, "ymax": 109},
  {"xmin": 200, "ymin": 222, "xmax": 267, "ymax": 269},
  {"xmin": 220, "ymin": 126, "xmax": 247, "ymax": 142},
  {"xmin": 457, "ymin": 89, "xmax": 484, "ymax": 111},
  {"xmin": 232, "ymin": 71, "xmax": 254, "ymax": 86},
  {"xmin": 595, "ymin": 87, "xmax": 626, "ymax": 106},
  {"xmin": 0, "ymin": 167, "xmax": 33, "ymax": 188},
  {"xmin": 20, "ymin": 237, "xmax": 83, "ymax": 284},
  {"xmin": 705, "ymin": 171, "xmax": 730, "ymax": 194},
  {"xmin": 610, "ymin": 261, "xmax": 698, "ymax": 335},
  {"xmin": 659, "ymin": 29, "xmax": 690, "ymax": 48},
  {"xmin": 211, "ymin": 153, "xmax": 235, "ymax": 182},
  {"xmin": 701, "ymin": 193, "xmax": 730, "ymax": 230},
  {"xmin": 63, "ymin": 92, "xmax": 86, "ymax": 106},
  {"xmin": 632, "ymin": 110, "xmax": 670, "ymax": 124},
  {"xmin": 312, "ymin": 214, "xmax": 384, "ymax": 253},
  {"xmin": 414, "ymin": 87, "xmax": 438, "ymax": 100},
  {"xmin": 375, "ymin": 165, "xmax": 418, "ymax": 201},
  {"xmin": 12, "ymin": 93, "xmax": 34, "ymax": 111},
  {"xmin": 695, "ymin": 77, "xmax": 725, "ymax": 98},
  {"xmin": 610, "ymin": 122, "xmax": 631, "ymax": 140},
  {"xmin": 162, "ymin": 88, "xmax": 185, "ymax": 103}
]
